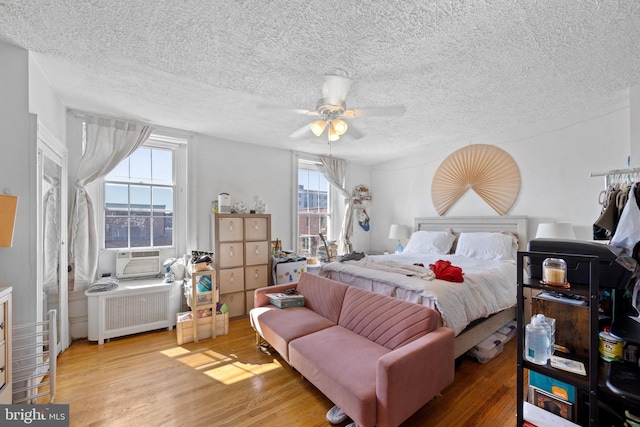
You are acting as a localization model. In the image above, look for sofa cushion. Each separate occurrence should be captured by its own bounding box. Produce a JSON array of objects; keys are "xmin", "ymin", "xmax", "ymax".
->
[
  {"xmin": 289, "ymin": 326, "xmax": 389, "ymax": 427},
  {"xmin": 250, "ymin": 306, "xmax": 335, "ymax": 362},
  {"xmin": 296, "ymin": 273, "xmax": 349, "ymax": 324},
  {"xmin": 339, "ymin": 286, "xmax": 439, "ymax": 350}
]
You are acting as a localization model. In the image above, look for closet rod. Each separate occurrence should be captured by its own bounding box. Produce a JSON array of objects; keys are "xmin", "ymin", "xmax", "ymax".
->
[{"xmin": 590, "ymin": 166, "xmax": 640, "ymax": 177}]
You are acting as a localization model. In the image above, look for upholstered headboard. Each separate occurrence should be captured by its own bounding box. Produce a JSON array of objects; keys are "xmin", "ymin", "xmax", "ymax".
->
[{"xmin": 414, "ymin": 216, "xmax": 529, "ymax": 250}]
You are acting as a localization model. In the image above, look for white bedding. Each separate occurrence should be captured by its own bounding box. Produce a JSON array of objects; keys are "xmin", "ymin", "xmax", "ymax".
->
[{"xmin": 319, "ymin": 253, "xmax": 516, "ymax": 336}]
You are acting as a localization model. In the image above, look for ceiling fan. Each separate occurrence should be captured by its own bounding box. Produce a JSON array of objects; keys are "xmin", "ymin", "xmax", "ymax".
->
[{"xmin": 258, "ymin": 75, "xmax": 406, "ymax": 142}]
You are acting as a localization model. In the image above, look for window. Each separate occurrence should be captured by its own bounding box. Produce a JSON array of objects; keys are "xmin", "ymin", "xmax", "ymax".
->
[
  {"xmin": 296, "ymin": 158, "xmax": 331, "ymax": 258},
  {"xmin": 104, "ymin": 139, "xmax": 176, "ymax": 249}
]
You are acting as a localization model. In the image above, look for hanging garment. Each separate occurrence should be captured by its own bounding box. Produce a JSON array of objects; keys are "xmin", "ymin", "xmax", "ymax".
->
[
  {"xmin": 611, "ymin": 182, "xmax": 640, "ymax": 256},
  {"xmin": 594, "ymin": 187, "xmax": 619, "ymax": 236}
]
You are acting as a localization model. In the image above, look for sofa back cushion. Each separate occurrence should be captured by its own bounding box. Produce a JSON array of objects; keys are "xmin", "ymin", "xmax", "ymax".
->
[
  {"xmin": 338, "ymin": 286, "xmax": 440, "ymax": 350},
  {"xmin": 296, "ymin": 273, "xmax": 349, "ymax": 324}
]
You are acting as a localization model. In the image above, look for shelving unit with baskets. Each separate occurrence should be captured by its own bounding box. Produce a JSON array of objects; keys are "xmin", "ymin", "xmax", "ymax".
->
[
  {"xmin": 179, "ymin": 268, "xmax": 218, "ymax": 344},
  {"xmin": 516, "ymin": 251, "xmax": 599, "ymax": 427}
]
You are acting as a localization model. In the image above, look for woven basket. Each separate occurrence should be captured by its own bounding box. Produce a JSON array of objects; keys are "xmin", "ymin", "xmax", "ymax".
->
[{"xmin": 193, "ymin": 262, "xmax": 210, "ymax": 271}]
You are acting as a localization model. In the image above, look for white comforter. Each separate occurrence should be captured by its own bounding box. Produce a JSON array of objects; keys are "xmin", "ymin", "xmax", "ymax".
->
[{"xmin": 320, "ymin": 253, "xmax": 516, "ymax": 336}]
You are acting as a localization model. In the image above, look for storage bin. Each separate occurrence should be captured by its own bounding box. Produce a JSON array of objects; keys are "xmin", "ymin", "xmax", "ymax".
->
[
  {"xmin": 470, "ymin": 333, "xmax": 505, "ymax": 363},
  {"xmin": 176, "ymin": 311, "xmax": 194, "ymax": 345},
  {"xmin": 215, "ymin": 312, "xmax": 229, "ymax": 336},
  {"xmin": 497, "ymin": 320, "xmax": 517, "ymax": 343}
]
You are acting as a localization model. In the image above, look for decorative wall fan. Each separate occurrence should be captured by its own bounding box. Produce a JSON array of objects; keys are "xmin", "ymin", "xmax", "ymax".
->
[
  {"xmin": 431, "ymin": 144, "xmax": 520, "ymax": 216},
  {"xmin": 258, "ymin": 75, "xmax": 406, "ymax": 142}
]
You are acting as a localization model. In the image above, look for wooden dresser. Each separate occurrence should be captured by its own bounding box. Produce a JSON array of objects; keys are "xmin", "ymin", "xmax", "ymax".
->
[
  {"xmin": 213, "ymin": 214, "xmax": 271, "ymax": 317},
  {"xmin": 0, "ymin": 286, "xmax": 12, "ymax": 404}
]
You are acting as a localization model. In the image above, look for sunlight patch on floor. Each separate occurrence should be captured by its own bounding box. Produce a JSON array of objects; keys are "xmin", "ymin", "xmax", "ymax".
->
[
  {"xmin": 204, "ymin": 360, "xmax": 281, "ymax": 384},
  {"xmin": 159, "ymin": 346, "xmax": 281, "ymax": 384}
]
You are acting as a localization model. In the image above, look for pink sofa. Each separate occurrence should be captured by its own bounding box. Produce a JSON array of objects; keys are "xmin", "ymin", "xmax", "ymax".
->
[{"xmin": 249, "ymin": 273, "xmax": 455, "ymax": 427}]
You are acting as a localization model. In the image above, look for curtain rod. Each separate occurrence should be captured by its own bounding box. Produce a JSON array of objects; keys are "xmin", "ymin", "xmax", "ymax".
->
[{"xmin": 590, "ymin": 166, "xmax": 640, "ymax": 177}]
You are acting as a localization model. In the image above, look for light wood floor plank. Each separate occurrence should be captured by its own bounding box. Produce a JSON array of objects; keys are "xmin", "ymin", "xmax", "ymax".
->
[{"xmin": 41, "ymin": 317, "xmax": 517, "ymax": 426}]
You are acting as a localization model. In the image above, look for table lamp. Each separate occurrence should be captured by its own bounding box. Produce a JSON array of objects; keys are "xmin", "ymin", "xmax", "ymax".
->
[
  {"xmin": 535, "ymin": 222, "xmax": 575, "ymax": 240},
  {"xmin": 388, "ymin": 224, "xmax": 410, "ymax": 253}
]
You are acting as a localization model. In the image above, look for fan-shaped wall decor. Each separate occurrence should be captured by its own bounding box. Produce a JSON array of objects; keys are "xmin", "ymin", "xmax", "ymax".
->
[{"xmin": 431, "ymin": 144, "xmax": 520, "ymax": 216}]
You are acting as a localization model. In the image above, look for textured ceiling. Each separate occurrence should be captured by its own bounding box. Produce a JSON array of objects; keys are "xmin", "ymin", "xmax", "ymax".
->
[{"xmin": 1, "ymin": 1, "xmax": 639, "ymax": 165}]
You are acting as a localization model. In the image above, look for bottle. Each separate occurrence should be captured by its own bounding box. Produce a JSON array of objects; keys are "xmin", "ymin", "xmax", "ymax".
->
[
  {"xmin": 525, "ymin": 316, "xmax": 549, "ymax": 365},
  {"xmin": 533, "ymin": 314, "xmax": 554, "ymax": 359}
]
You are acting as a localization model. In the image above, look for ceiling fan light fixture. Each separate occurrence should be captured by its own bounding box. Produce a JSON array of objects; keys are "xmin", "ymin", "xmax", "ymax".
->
[
  {"xmin": 310, "ymin": 119, "xmax": 327, "ymax": 136},
  {"xmin": 332, "ymin": 119, "xmax": 348, "ymax": 135},
  {"xmin": 327, "ymin": 124, "xmax": 340, "ymax": 142}
]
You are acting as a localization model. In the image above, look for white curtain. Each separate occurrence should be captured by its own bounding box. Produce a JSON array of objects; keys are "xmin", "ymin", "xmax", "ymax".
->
[
  {"xmin": 69, "ymin": 116, "xmax": 153, "ymax": 289},
  {"xmin": 43, "ymin": 181, "xmax": 60, "ymax": 290},
  {"xmin": 318, "ymin": 155, "xmax": 353, "ymax": 254}
]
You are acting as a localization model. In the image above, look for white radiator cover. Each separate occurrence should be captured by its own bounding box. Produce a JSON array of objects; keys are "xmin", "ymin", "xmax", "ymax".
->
[{"xmin": 86, "ymin": 279, "xmax": 181, "ymax": 344}]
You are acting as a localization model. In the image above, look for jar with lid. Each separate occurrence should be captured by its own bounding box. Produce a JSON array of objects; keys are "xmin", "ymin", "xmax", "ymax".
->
[{"xmin": 542, "ymin": 257, "xmax": 568, "ymax": 287}]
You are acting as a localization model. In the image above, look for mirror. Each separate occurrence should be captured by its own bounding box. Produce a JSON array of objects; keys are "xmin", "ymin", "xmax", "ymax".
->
[{"xmin": 37, "ymin": 126, "xmax": 69, "ymax": 355}]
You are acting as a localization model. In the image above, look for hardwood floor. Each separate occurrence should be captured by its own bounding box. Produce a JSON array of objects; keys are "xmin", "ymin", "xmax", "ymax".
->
[{"xmin": 43, "ymin": 318, "xmax": 517, "ymax": 426}]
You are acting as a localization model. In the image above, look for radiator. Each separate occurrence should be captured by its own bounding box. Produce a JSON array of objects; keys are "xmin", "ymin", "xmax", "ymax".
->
[{"xmin": 86, "ymin": 280, "xmax": 179, "ymax": 345}]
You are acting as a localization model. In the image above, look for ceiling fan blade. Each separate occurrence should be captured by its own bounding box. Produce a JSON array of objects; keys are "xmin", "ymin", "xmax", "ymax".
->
[
  {"xmin": 343, "ymin": 105, "xmax": 406, "ymax": 118},
  {"xmin": 257, "ymin": 104, "xmax": 318, "ymax": 116},
  {"xmin": 346, "ymin": 123, "xmax": 364, "ymax": 140},
  {"xmin": 289, "ymin": 123, "xmax": 313, "ymax": 139},
  {"xmin": 322, "ymin": 75, "xmax": 351, "ymax": 105}
]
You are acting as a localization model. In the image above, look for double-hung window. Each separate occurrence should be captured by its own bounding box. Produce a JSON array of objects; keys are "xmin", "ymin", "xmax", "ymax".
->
[
  {"xmin": 296, "ymin": 157, "xmax": 331, "ymax": 258},
  {"xmin": 104, "ymin": 137, "xmax": 178, "ymax": 249}
]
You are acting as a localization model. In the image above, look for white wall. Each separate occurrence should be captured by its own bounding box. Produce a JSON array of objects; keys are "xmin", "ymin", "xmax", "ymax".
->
[
  {"xmin": 369, "ymin": 97, "xmax": 633, "ymax": 252},
  {"xmin": 28, "ymin": 54, "xmax": 67, "ymax": 140},
  {"xmin": 0, "ymin": 41, "xmax": 37, "ymax": 329},
  {"xmin": 191, "ymin": 134, "xmax": 297, "ymax": 251}
]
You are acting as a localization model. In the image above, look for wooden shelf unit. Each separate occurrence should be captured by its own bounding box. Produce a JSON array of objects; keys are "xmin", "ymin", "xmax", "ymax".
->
[
  {"xmin": 189, "ymin": 269, "xmax": 217, "ymax": 342},
  {"xmin": 516, "ymin": 251, "xmax": 599, "ymax": 427}
]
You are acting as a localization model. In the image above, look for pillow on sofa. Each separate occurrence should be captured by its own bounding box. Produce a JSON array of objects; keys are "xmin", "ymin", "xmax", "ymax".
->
[
  {"xmin": 403, "ymin": 230, "xmax": 456, "ymax": 254},
  {"xmin": 454, "ymin": 232, "xmax": 517, "ymax": 261}
]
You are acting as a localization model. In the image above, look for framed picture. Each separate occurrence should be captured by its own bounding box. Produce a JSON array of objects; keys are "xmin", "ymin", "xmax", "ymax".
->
[{"xmin": 529, "ymin": 386, "xmax": 574, "ymax": 421}]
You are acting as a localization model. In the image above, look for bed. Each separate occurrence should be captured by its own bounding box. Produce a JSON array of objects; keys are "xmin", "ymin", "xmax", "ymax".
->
[{"xmin": 320, "ymin": 215, "xmax": 528, "ymax": 358}]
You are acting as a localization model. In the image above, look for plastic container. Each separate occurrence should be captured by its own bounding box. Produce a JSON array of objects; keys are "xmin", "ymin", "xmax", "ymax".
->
[
  {"xmin": 525, "ymin": 316, "xmax": 549, "ymax": 365},
  {"xmin": 497, "ymin": 320, "xmax": 517, "ymax": 343},
  {"xmin": 533, "ymin": 314, "xmax": 555, "ymax": 359},
  {"xmin": 470, "ymin": 333, "xmax": 504, "ymax": 363}
]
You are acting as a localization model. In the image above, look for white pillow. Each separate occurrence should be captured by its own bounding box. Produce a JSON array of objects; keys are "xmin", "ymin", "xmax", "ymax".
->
[
  {"xmin": 454, "ymin": 232, "xmax": 517, "ymax": 261},
  {"xmin": 403, "ymin": 230, "xmax": 456, "ymax": 254}
]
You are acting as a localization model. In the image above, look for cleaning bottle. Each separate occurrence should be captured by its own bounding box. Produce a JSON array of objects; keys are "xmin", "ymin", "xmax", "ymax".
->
[{"xmin": 525, "ymin": 316, "xmax": 549, "ymax": 365}]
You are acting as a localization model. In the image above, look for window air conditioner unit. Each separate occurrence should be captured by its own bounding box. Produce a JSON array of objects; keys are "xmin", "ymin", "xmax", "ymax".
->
[{"xmin": 115, "ymin": 250, "xmax": 161, "ymax": 279}]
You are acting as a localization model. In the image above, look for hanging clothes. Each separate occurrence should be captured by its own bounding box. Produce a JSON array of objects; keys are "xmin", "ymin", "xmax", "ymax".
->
[
  {"xmin": 611, "ymin": 182, "xmax": 640, "ymax": 256},
  {"xmin": 594, "ymin": 186, "xmax": 620, "ymax": 239}
]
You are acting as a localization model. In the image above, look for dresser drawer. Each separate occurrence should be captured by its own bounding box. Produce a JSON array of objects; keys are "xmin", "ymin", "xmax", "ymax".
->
[
  {"xmin": 244, "ymin": 264, "xmax": 269, "ymax": 290},
  {"xmin": 0, "ymin": 342, "xmax": 5, "ymax": 390},
  {"xmin": 219, "ymin": 268, "xmax": 244, "ymax": 294},
  {"xmin": 218, "ymin": 242, "xmax": 244, "ymax": 268},
  {"xmin": 218, "ymin": 217, "xmax": 244, "ymax": 242},
  {"xmin": 245, "ymin": 241, "xmax": 269, "ymax": 266},
  {"xmin": 244, "ymin": 217, "xmax": 268, "ymax": 241}
]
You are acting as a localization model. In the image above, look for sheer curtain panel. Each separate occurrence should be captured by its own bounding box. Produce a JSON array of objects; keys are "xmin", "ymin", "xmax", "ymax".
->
[
  {"xmin": 318, "ymin": 155, "xmax": 353, "ymax": 254},
  {"xmin": 69, "ymin": 116, "xmax": 153, "ymax": 289}
]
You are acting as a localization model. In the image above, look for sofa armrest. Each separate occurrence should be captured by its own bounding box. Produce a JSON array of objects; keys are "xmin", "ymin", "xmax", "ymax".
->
[
  {"xmin": 376, "ymin": 327, "xmax": 455, "ymax": 427},
  {"xmin": 253, "ymin": 283, "xmax": 299, "ymax": 308}
]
